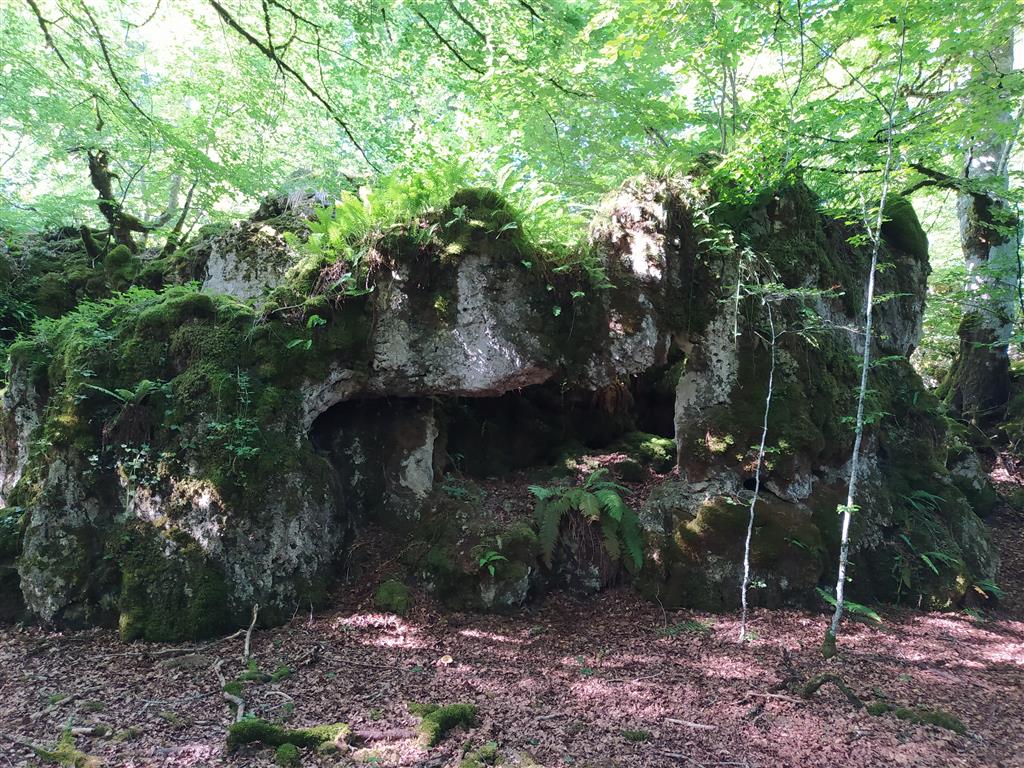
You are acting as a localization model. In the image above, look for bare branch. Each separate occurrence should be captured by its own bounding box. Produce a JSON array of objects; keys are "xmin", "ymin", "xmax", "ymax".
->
[
  {"xmin": 207, "ymin": 0, "xmax": 378, "ymax": 170},
  {"xmin": 23, "ymin": 0, "xmax": 71, "ymax": 70},
  {"xmin": 516, "ymin": 0, "xmax": 543, "ymax": 22},
  {"xmin": 414, "ymin": 9, "xmax": 485, "ymax": 75},
  {"xmin": 80, "ymin": 2, "xmax": 154, "ymax": 123}
]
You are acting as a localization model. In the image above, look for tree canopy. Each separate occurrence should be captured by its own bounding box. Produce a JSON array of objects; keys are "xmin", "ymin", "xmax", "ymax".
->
[{"xmin": 2, "ymin": 0, "xmax": 1020, "ymax": 237}]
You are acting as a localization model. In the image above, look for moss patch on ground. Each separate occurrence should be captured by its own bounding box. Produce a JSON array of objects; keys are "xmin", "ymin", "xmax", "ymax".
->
[
  {"xmin": 226, "ymin": 719, "xmax": 350, "ymax": 750},
  {"xmin": 866, "ymin": 701, "xmax": 967, "ymax": 735},
  {"xmin": 409, "ymin": 702, "xmax": 478, "ymax": 747}
]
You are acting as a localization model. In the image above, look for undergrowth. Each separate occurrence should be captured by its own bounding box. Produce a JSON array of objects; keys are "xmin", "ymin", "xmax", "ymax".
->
[{"xmin": 529, "ymin": 469, "xmax": 643, "ymax": 573}]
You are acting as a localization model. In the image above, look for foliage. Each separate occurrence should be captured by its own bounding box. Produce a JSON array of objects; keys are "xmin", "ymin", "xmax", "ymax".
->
[
  {"xmin": 815, "ymin": 587, "xmax": 882, "ymax": 624},
  {"xmin": 477, "ymin": 550, "xmax": 508, "ymax": 578},
  {"xmin": 30, "ymin": 729, "xmax": 102, "ymax": 768},
  {"xmin": 529, "ymin": 469, "xmax": 643, "ymax": 573},
  {"xmin": 2, "ymin": 0, "xmax": 1018, "ymax": 259}
]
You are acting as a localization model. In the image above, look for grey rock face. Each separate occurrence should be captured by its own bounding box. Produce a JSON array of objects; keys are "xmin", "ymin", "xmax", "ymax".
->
[
  {"xmin": 0, "ymin": 365, "xmax": 41, "ymax": 506},
  {"xmin": 198, "ymin": 217, "xmax": 306, "ymax": 303},
  {"xmin": 0, "ymin": 179, "xmax": 996, "ymax": 636},
  {"xmin": 18, "ymin": 453, "xmax": 114, "ymax": 626}
]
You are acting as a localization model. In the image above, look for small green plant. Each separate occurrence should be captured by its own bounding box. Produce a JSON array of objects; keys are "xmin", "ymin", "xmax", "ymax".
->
[
  {"xmin": 658, "ymin": 619, "xmax": 712, "ymax": 637},
  {"xmin": 621, "ymin": 728, "xmax": 652, "ymax": 742},
  {"xmin": 529, "ymin": 469, "xmax": 643, "ymax": 572},
  {"xmin": 440, "ymin": 475, "xmax": 475, "ymax": 500},
  {"xmin": 286, "ymin": 313, "xmax": 328, "ymax": 351},
  {"xmin": 477, "ymin": 550, "xmax": 507, "ymax": 577},
  {"xmin": 204, "ymin": 370, "xmax": 262, "ymax": 480},
  {"xmin": 84, "ymin": 377, "xmax": 167, "ymax": 405},
  {"xmin": 973, "ymin": 578, "xmax": 1004, "ymax": 599},
  {"xmin": 270, "ymin": 665, "xmax": 293, "ymax": 683},
  {"xmin": 816, "ymin": 587, "xmax": 882, "ymax": 623}
]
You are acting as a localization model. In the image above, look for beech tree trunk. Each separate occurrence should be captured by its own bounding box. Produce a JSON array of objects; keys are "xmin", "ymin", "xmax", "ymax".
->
[{"xmin": 944, "ymin": 39, "xmax": 1019, "ymax": 426}]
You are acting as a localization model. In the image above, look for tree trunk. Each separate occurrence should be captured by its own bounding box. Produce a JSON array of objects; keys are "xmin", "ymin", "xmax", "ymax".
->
[{"xmin": 943, "ymin": 38, "xmax": 1019, "ymax": 426}]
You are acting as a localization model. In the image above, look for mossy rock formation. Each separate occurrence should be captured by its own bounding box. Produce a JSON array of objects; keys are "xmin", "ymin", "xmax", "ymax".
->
[{"xmin": 0, "ymin": 176, "xmax": 996, "ymax": 638}]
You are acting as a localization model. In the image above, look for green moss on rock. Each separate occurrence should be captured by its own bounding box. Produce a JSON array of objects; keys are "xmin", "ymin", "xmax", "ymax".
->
[
  {"xmin": 227, "ymin": 719, "xmax": 349, "ymax": 750},
  {"xmin": 275, "ymin": 743, "xmax": 300, "ymax": 767},
  {"xmin": 612, "ymin": 431, "xmax": 676, "ymax": 473},
  {"xmin": 8, "ymin": 281, "xmax": 355, "ymax": 638},
  {"xmin": 410, "ymin": 702, "xmax": 477, "ymax": 747},
  {"xmin": 641, "ymin": 491, "xmax": 826, "ymax": 611},
  {"xmin": 881, "ymin": 196, "xmax": 929, "ymax": 262},
  {"xmin": 114, "ymin": 523, "xmax": 231, "ymax": 642},
  {"xmin": 374, "ymin": 580, "xmax": 411, "ymax": 615}
]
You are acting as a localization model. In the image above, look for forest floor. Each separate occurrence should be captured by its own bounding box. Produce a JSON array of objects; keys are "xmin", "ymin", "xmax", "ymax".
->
[{"xmin": 2, "ymin": 467, "xmax": 1023, "ymax": 768}]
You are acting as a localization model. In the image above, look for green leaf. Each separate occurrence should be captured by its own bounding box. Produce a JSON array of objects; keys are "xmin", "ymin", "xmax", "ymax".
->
[
  {"xmin": 537, "ymin": 501, "xmax": 562, "ymax": 567},
  {"xmin": 815, "ymin": 587, "xmax": 882, "ymax": 623},
  {"xmin": 578, "ymin": 491, "xmax": 602, "ymax": 520}
]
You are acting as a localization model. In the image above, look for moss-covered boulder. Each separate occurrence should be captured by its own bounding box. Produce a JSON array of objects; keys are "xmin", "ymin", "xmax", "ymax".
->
[
  {"xmin": 652, "ymin": 180, "xmax": 995, "ymax": 610},
  {"xmin": 0, "ymin": 175, "xmax": 996, "ymax": 637},
  {"xmin": 639, "ymin": 482, "xmax": 826, "ymax": 609},
  {"xmin": 2, "ymin": 286, "xmax": 349, "ymax": 637},
  {"xmin": 194, "ymin": 214, "xmax": 310, "ymax": 303},
  {"xmin": 417, "ymin": 498, "xmax": 541, "ymax": 612}
]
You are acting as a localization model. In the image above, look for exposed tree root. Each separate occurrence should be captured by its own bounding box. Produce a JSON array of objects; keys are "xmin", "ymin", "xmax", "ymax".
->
[{"xmin": 799, "ymin": 674, "xmax": 864, "ymax": 709}]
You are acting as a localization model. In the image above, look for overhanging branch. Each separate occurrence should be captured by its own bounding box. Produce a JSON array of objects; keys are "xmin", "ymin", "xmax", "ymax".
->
[{"xmin": 207, "ymin": 0, "xmax": 378, "ymax": 170}]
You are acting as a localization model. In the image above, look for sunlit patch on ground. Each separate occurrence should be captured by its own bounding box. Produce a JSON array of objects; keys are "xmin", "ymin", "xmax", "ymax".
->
[{"xmin": 2, "ymin": 585, "xmax": 1022, "ymax": 767}]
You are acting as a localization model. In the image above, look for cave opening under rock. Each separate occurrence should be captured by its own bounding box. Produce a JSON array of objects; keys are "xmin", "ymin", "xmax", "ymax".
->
[{"xmin": 308, "ymin": 364, "xmax": 681, "ymax": 521}]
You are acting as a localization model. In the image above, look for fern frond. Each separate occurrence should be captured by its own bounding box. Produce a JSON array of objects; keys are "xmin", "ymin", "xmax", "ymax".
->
[
  {"xmin": 594, "ymin": 488, "xmax": 627, "ymax": 521},
  {"xmin": 538, "ymin": 502, "xmax": 562, "ymax": 567},
  {"xmin": 583, "ymin": 468, "xmax": 610, "ymax": 489},
  {"xmin": 550, "ymin": 496, "xmax": 572, "ymax": 516},
  {"xmin": 592, "ymin": 478, "xmax": 629, "ymax": 494},
  {"xmin": 578, "ymin": 491, "xmax": 602, "ymax": 520},
  {"xmin": 601, "ymin": 515, "xmax": 621, "ymax": 562},
  {"xmin": 562, "ymin": 489, "xmax": 585, "ymax": 509},
  {"xmin": 533, "ymin": 498, "xmax": 547, "ymax": 525},
  {"xmin": 528, "ymin": 484, "xmax": 558, "ymax": 501},
  {"xmin": 620, "ymin": 509, "xmax": 644, "ymax": 573}
]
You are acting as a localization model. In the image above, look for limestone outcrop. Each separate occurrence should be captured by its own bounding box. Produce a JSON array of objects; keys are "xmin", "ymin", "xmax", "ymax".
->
[{"xmin": 0, "ymin": 177, "xmax": 997, "ymax": 639}]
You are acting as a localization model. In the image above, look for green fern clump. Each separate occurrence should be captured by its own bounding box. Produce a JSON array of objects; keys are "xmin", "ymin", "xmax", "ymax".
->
[{"xmin": 529, "ymin": 469, "xmax": 644, "ymax": 573}]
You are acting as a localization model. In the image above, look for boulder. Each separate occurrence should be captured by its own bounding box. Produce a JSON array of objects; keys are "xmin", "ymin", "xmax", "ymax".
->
[{"xmin": 0, "ymin": 178, "xmax": 997, "ymax": 638}]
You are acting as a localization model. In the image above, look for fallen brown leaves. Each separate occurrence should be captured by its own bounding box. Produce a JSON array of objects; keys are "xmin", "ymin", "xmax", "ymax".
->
[
  {"xmin": 1, "ymin": 458, "xmax": 1022, "ymax": 767},
  {"xmin": 0, "ymin": 588, "xmax": 1021, "ymax": 768}
]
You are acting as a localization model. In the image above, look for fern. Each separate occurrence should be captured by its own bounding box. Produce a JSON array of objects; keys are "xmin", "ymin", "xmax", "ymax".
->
[
  {"xmin": 530, "ymin": 471, "xmax": 643, "ymax": 572},
  {"xmin": 816, "ymin": 587, "xmax": 882, "ymax": 623}
]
